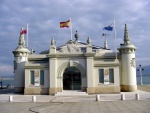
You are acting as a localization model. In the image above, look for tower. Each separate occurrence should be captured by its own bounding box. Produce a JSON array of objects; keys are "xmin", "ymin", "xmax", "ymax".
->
[
  {"xmin": 12, "ymin": 28, "xmax": 29, "ymax": 93},
  {"xmin": 118, "ymin": 24, "xmax": 137, "ymax": 91}
]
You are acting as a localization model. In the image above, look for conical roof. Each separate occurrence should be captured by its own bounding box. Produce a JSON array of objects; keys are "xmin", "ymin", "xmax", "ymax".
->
[{"xmin": 13, "ymin": 29, "xmax": 29, "ymax": 55}]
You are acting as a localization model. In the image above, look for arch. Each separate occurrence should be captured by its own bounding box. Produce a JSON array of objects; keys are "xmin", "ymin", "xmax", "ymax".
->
[
  {"xmin": 57, "ymin": 62, "xmax": 86, "ymax": 78},
  {"xmin": 63, "ymin": 67, "xmax": 81, "ymax": 90}
]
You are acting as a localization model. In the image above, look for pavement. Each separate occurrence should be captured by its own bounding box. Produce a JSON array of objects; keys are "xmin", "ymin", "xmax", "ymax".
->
[{"xmin": 0, "ymin": 90, "xmax": 150, "ymax": 113}]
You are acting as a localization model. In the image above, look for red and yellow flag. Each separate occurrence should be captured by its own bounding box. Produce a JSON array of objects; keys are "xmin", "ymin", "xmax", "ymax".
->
[{"xmin": 60, "ymin": 20, "xmax": 70, "ymax": 28}]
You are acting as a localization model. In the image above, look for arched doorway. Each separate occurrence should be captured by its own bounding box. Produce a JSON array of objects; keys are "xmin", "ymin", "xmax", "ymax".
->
[{"xmin": 63, "ymin": 67, "xmax": 81, "ymax": 90}]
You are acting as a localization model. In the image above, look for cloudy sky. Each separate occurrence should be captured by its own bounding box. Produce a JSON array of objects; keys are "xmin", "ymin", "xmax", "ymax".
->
[{"xmin": 0, "ymin": 0, "xmax": 150, "ymax": 76}]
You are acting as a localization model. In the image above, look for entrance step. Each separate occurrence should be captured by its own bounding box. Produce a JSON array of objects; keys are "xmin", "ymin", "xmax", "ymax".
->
[{"xmin": 55, "ymin": 90, "xmax": 88, "ymax": 96}]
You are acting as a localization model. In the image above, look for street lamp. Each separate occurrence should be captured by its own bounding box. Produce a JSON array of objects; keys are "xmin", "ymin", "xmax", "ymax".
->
[{"xmin": 137, "ymin": 65, "xmax": 144, "ymax": 85}]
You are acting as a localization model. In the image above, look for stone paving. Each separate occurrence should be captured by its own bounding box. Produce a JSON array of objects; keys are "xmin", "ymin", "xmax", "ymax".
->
[
  {"xmin": 0, "ymin": 100, "xmax": 150, "ymax": 113},
  {"xmin": 0, "ymin": 90, "xmax": 150, "ymax": 113}
]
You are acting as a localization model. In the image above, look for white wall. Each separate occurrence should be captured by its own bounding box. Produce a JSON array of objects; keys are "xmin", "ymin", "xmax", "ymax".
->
[
  {"xmin": 121, "ymin": 53, "xmax": 136, "ymax": 85},
  {"xmin": 24, "ymin": 69, "xmax": 49, "ymax": 88},
  {"xmin": 94, "ymin": 66, "xmax": 120, "ymax": 87},
  {"xmin": 14, "ymin": 62, "xmax": 25, "ymax": 87}
]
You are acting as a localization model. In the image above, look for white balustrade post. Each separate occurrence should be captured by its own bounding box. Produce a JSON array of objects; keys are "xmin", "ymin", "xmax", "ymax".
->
[
  {"xmin": 96, "ymin": 95, "xmax": 100, "ymax": 101},
  {"xmin": 32, "ymin": 95, "xmax": 36, "ymax": 102},
  {"xmin": 135, "ymin": 93, "xmax": 140, "ymax": 100},
  {"xmin": 121, "ymin": 94, "xmax": 125, "ymax": 100},
  {"xmin": 9, "ymin": 95, "xmax": 13, "ymax": 102}
]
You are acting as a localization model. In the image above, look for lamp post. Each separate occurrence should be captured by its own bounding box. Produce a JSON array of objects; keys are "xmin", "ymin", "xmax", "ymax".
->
[{"xmin": 138, "ymin": 65, "xmax": 144, "ymax": 85}]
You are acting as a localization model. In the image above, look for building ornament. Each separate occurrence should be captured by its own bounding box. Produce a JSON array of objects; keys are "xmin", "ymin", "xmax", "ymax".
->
[
  {"xmin": 124, "ymin": 24, "xmax": 131, "ymax": 45},
  {"xmin": 67, "ymin": 42, "xmax": 81, "ymax": 52},
  {"xmin": 130, "ymin": 58, "xmax": 136, "ymax": 68},
  {"xmin": 51, "ymin": 38, "xmax": 56, "ymax": 46},
  {"xmin": 59, "ymin": 40, "xmax": 81, "ymax": 53},
  {"xmin": 120, "ymin": 48, "xmax": 135, "ymax": 54},
  {"xmin": 87, "ymin": 37, "xmax": 91, "ymax": 44}
]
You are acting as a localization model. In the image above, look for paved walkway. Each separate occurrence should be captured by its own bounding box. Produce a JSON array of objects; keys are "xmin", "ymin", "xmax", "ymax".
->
[
  {"xmin": 0, "ymin": 100, "xmax": 150, "ymax": 113},
  {"xmin": 0, "ymin": 90, "xmax": 150, "ymax": 113}
]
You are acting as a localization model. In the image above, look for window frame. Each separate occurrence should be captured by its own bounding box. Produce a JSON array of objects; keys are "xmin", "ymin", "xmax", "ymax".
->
[
  {"xmin": 99, "ymin": 69, "xmax": 104, "ymax": 84},
  {"xmin": 30, "ymin": 70, "xmax": 45, "ymax": 86},
  {"xmin": 98, "ymin": 68, "xmax": 114, "ymax": 85},
  {"xmin": 30, "ymin": 70, "xmax": 35, "ymax": 85},
  {"xmin": 109, "ymin": 68, "xmax": 114, "ymax": 84}
]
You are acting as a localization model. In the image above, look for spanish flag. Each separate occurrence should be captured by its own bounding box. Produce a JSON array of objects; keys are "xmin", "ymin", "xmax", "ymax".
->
[{"xmin": 60, "ymin": 20, "xmax": 70, "ymax": 28}]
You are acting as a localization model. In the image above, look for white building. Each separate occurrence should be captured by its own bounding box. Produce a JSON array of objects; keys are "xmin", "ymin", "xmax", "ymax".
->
[{"xmin": 13, "ymin": 24, "xmax": 137, "ymax": 95}]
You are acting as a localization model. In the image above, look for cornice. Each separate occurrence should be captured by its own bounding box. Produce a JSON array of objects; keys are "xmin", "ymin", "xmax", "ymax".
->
[
  {"xmin": 28, "ymin": 54, "xmax": 48, "ymax": 61},
  {"xmin": 118, "ymin": 48, "xmax": 136, "ymax": 54},
  {"xmin": 24, "ymin": 63, "xmax": 49, "ymax": 69},
  {"xmin": 84, "ymin": 52, "xmax": 95, "ymax": 57},
  {"xmin": 94, "ymin": 63, "xmax": 120, "ymax": 67},
  {"xmin": 13, "ymin": 52, "xmax": 28, "ymax": 57},
  {"xmin": 47, "ymin": 53, "xmax": 85, "ymax": 58}
]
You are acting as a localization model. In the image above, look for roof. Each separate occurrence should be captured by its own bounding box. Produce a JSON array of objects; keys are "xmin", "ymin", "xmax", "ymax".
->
[{"xmin": 40, "ymin": 40, "xmax": 111, "ymax": 54}]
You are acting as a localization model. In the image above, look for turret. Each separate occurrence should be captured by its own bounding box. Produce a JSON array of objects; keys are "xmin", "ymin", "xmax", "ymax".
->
[
  {"xmin": 12, "ymin": 28, "xmax": 30, "ymax": 93},
  {"xmin": 118, "ymin": 24, "xmax": 137, "ymax": 92}
]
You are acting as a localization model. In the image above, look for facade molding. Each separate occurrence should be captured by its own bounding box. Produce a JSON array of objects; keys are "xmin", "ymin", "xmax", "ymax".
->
[
  {"xmin": 94, "ymin": 63, "xmax": 120, "ymax": 67},
  {"xmin": 24, "ymin": 63, "xmax": 49, "ymax": 69},
  {"xmin": 57, "ymin": 62, "xmax": 86, "ymax": 78}
]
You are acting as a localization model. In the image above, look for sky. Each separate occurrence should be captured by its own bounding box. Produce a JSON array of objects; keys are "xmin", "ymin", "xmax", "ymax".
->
[{"xmin": 0, "ymin": 0, "xmax": 150, "ymax": 76}]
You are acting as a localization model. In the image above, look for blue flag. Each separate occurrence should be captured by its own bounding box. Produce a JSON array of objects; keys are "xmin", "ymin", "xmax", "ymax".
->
[{"xmin": 103, "ymin": 26, "xmax": 113, "ymax": 31}]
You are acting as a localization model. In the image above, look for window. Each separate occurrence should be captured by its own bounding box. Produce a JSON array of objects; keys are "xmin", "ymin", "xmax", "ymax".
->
[
  {"xmin": 30, "ymin": 71, "xmax": 34, "ymax": 85},
  {"xmin": 30, "ymin": 70, "xmax": 44, "ymax": 85},
  {"xmin": 99, "ymin": 69, "xmax": 114, "ymax": 84},
  {"xmin": 99, "ymin": 69, "xmax": 104, "ymax": 83},
  {"xmin": 40, "ymin": 70, "xmax": 44, "ymax": 85},
  {"xmin": 109, "ymin": 69, "xmax": 114, "ymax": 83}
]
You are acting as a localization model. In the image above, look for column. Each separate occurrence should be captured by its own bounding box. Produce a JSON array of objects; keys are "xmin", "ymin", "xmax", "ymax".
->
[
  {"xmin": 49, "ymin": 58, "xmax": 57, "ymax": 95},
  {"xmin": 86, "ymin": 57, "xmax": 94, "ymax": 94}
]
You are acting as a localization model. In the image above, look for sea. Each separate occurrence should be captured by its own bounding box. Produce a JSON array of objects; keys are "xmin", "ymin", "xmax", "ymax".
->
[
  {"xmin": 0, "ymin": 79, "xmax": 14, "ymax": 87},
  {"xmin": 0, "ymin": 76, "xmax": 150, "ymax": 87},
  {"xmin": 136, "ymin": 75, "xmax": 150, "ymax": 85}
]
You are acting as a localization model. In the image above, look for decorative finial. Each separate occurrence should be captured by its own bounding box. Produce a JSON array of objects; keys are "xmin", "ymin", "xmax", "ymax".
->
[
  {"xmin": 18, "ymin": 28, "xmax": 25, "ymax": 46},
  {"xmin": 87, "ymin": 37, "xmax": 91, "ymax": 44},
  {"xmin": 104, "ymin": 37, "xmax": 108, "ymax": 49},
  {"xmin": 124, "ymin": 24, "xmax": 130, "ymax": 45},
  {"xmin": 102, "ymin": 33, "xmax": 109, "ymax": 49},
  {"xmin": 20, "ymin": 28, "xmax": 23, "ymax": 35},
  {"xmin": 74, "ymin": 30, "xmax": 79, "ymax": 41},
  {"xmin": 51, "ymin": 38, "xmax": 56, "ymax": 46}
]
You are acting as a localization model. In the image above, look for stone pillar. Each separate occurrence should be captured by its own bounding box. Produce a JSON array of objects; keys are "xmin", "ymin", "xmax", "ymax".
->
[
  {"xmin": 85, "ymin": 37, "xmax": 95, "ymax": 94},
  {"xmin": 48, "ymin": 38, "xmax": 58, "ymax": 95},
  {"xmin": 120, "ymin": 51, "xmax": 137, "ymax": 91},
  {"xmin": 86, "ymin": 57, "xmax": 94, "ymax": 94},
  {"xmin": 49, "ymin": 57, "xmax": 57, "ymax": 95},
  {"xmin": 118, "ymin": 24, "xmax": 137, "ymax": 92}
]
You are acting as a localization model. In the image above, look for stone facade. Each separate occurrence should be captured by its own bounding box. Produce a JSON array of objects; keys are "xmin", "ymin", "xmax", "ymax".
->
[{"xmin": 13, "ymin": 25, "xmax": 137, "ymax": 95}]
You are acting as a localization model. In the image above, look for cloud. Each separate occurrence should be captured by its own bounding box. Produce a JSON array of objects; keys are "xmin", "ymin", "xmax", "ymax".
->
[
  {"xmin": 0, "ymin": 64, "xmax": 13, "ymax": 76},
  {"xmin": 0, "ymin": 0, "xmax": 150, "ymax": 76}
]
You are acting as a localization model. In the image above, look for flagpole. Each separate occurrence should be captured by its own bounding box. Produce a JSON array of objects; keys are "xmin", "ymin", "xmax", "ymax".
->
[
  {"xmin": 114, "ymin": 20, "xmax": 117, "ymax": 59},
  {"xmin": 26, "ymin": 24, "xmax": 28, "ymax": 48},
  {"xmin": 70, "ymin": 17, "xmax": 72, "ymax": 40}
]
